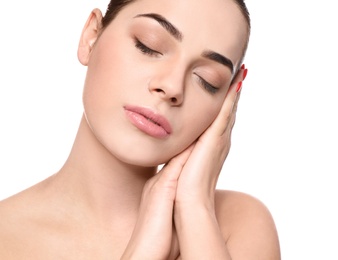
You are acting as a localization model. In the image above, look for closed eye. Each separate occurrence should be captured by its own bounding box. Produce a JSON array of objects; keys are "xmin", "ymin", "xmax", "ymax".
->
[
  {"xmin": 195, "ymin": 74, "xmax": 219, "ymax": 94},
  {"xmin": 134, "ymin": 38, "xmax": 162, "ymax": 56}
]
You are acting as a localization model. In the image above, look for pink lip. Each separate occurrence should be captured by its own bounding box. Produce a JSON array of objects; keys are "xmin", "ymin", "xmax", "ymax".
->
[{"xmin": 124, "ymin": 105, "xmax": 172, "ymax": 138}]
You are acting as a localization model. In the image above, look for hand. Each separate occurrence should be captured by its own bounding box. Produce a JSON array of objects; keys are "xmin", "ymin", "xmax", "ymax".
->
[
  {"xmin": 170, "ymin": 66, "xmax": 247, "ymax": 259},
  {"xmin": 121, "ymin": 147, "xmax": 193, "ymax": 259},
  {"xmin": 174, "ymin": 66, "xmax": 247, "ymax": 209}
]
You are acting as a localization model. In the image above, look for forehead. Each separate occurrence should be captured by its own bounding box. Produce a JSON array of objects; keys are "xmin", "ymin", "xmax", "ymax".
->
[{"xmin": 114, "ymin": 0, "xmax": 248, "ymax": 67}]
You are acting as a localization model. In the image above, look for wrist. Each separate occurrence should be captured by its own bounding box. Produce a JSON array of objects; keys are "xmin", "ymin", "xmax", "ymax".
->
[
  {"xmin": 175, "ymin": 195, "xmax": 215, "ymax": 212},
  {"xmin": 174, "ymin": 199, "xmax": 216, "ymax": 223}
]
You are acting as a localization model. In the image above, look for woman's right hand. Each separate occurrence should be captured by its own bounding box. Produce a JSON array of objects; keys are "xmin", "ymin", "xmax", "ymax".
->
[{"xmin": 121, "ymin": 147, "xmax": 193, "ymax": 259}]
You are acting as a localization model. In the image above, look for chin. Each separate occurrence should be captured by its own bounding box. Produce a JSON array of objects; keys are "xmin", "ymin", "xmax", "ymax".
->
[
  {"xmin": 119, "ymin": 154, "xmax": 168, "ymax": 168},
  {"xmin": 110, "ymin": 145, "xmax": 173, "ymax": 168}
]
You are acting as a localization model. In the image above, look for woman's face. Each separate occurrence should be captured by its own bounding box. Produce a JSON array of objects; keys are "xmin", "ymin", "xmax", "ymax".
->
[{"xmin": 81, "ymin": 0, "xmax": 248, "ymax": 166}]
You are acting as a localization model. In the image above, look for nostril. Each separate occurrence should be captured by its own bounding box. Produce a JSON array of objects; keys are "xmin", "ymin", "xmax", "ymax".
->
[
  {"xmin": 152, "ymin": 88, "xmax": 178, "ymax": 104},
  {"xmin": 170, "ymin": 97, "xmax": 177, "ymax": 103}
]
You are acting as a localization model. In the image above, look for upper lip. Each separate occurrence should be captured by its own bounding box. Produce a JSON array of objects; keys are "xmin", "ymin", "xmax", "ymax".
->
[{"xmin": 124, "ymin": 105, "xmax": 172, "ymax": 134}]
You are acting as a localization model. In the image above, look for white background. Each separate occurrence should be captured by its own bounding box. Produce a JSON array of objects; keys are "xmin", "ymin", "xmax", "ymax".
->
[{"xmin": 0, "ymin": 1, "xmax": 337, "ymax": 259}]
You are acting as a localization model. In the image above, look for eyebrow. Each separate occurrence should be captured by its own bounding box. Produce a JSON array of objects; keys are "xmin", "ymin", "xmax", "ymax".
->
[
  {"xmin": 135, "ymin": 13, "xmax": 234, "ymax": 73},
  {"xmin": 202, "ymin": 50, "xmax": 234, "ymax": 74},
  {"xmin": 135, "ymin": 13, "xmax": 183, "ymax": 42}
]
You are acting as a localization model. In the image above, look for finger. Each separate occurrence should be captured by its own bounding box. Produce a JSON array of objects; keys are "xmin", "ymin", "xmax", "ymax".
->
[
  {"xmin": 155, "ymin": 144, "xmax": 195, "ymax": 184},
  {"xmin": 211, "ymin": 82, "xmax": 242, "ymax": 136},
  {"xmin": 231, "ymin": 64, "xmax": 248, "ymax": 89},
  {"xmin": 207, "ymin": 65, "xmax": 247, "ymax": 136},
  {"xmin": 224, "ymin": 89, "xmax": 241, "ymax": 136}
]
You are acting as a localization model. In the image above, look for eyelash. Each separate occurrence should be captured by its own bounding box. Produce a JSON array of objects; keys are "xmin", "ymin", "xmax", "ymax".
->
[
  {"xmin": 135, "ymin": 38, "xmax": 218, "ymax": 94},
  {"xmin": 196, "ymin": 75, "xmax": 218, "ymax": 94},
  {"xmin": 135, "ymin": 39, "xmax": 161, "ymax": 56}
]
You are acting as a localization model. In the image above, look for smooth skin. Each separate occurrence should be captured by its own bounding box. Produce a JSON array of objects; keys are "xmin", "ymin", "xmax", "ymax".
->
[{"xmin": 0, "ymin": 0, "xmax": 280, "ymax": 259}]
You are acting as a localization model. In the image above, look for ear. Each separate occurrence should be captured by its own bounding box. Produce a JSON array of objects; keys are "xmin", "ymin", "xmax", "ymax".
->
[{"xmin": 77, "ymin": 9, "xmax": 103, "ymax": 66}]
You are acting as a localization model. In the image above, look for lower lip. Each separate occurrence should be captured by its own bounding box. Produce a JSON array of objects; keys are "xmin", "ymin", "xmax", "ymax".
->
[{"xmin": 125, "ymin": 110, "xmax": 170, "ymax": 139}]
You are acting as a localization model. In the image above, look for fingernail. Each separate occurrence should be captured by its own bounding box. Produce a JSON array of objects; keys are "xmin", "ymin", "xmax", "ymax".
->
[
  {"xmin": 243, "ymin": 69, "xmax": 248, "ymax": 81},
  {"xmin": 236, "ymin": 81, "xmax": 243, "ymax": 93},
  {"xmin": 241, "ymin": 64, "xmax": 245, "ymax": 70}
]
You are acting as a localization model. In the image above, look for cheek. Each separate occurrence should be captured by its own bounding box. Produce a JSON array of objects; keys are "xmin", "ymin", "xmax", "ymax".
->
[
  {"xmin": 192, "ymin": 105, "xmax": 220, "ymax": 134},
  {"xmin": 176, "ymin": 98, "xmax": 223, "ymax": 150},
  {"xmin": 81, "ymin": 38, "xmax": 130, "ymax": 149},
  {"xmin": 82, "ymin": 35, "xmax": 134, "ymax": 114}
]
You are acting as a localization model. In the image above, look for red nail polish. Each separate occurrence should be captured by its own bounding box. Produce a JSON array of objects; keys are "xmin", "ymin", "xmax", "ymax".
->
[
  {"xmin": 236, "ymin": 81, "xmax": 243, "ymax": 93},
  {"xmin": 243, "ymin": 69, "xmax": 248, "ymax": 81},
  {"xmin": 241, "ymin": 64, "xmax": 245, "ymax": 70}
]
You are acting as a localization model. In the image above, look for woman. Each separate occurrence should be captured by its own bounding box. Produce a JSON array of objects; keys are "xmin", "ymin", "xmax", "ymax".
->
[{"xmin": 0, "ymin": 0, "xmax": 280, "ymax": 259}]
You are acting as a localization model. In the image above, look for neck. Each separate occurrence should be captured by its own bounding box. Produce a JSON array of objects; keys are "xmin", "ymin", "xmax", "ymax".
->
[{"xmin": 53, "ymin": 114, "xmax": 157, "ymax": 223}]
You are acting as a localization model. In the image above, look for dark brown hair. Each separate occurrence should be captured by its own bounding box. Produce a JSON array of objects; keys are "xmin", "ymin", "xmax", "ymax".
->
[
  {"xmin": 102, "ymin": 0, "xmax": 250, "ymax": 29},
  {"xmin": 101, "ymin": 0, "xmax": 251, "ymax": 69},
  {"xmin": 101, "ymin": 0, "xmax": 134, "ymax": 28}
]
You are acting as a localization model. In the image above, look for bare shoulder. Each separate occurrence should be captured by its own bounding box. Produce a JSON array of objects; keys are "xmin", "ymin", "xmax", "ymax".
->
[
  {"xmin": 215, "ymin": 189, "xmax": 281, "ymax": 260},
  {"xmin": 0, "ymin": 190, "xmax": 31, "ymax": 231},
  {"xmin": 0, "ymin": 191, "xmax": 31, "ymax": 258},
  {"xmin": 0, "ymin": 180, "xmax": 56, "ymax": 258}
]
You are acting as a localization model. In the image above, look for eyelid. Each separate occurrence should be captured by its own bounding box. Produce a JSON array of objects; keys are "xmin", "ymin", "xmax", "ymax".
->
[
  {"xmin": 131, "ymin": 20, "xmax": 175, "ymax": 55},
  {"xmin": 134, "ymin": 38, "xmax": 163, "ymax": 56},
  {"xmin": 193, "ymin": 64, "xmax": 228, "ymax": 91},
  {"xmin": 195, "ymin": 74, "xmax": 219, "ymax": 94}
]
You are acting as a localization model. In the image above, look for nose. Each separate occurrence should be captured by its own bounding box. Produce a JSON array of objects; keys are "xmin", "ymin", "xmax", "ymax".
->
[{"xmin": 148, "ymin": 65, "xmax": 185, "ymax": 106}]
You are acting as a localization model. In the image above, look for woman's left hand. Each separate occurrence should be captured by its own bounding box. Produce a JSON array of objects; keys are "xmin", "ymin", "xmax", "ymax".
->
[
  {"xmin": 174, "ymin": 67, "xmax": 246, "ymax": 209},
  {"xmin": 172, "ymin": 67, "xmax": 247, "ymax": 259}
]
